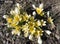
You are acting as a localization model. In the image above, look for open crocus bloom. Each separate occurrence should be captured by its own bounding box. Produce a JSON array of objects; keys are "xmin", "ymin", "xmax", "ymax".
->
[
  {"xmin": 32, "ymin": 3, "xmax": 44, "ymax": 16},
  {"xmin": 47, "ymin": 11, "xmax": 53, "ymax": 24},
  {"xmin": 47, "ymin": 17, "xmax": 53, "ymax": 24}
]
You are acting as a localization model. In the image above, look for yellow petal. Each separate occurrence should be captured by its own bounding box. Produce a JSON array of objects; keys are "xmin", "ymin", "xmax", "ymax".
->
[
  {"xmin": 6, "ymin": 18, "xmax": 12, "ymax": 23},
  {"xmin": 29, "ymin": 27, "xmax": 35, "ymax": 34},
  {"xmin": 40, "ymin": 12, "xmax": 44, "ymax": 16},
  {"xmin": 47, "ymin": 17, "xmax": 53, "ymax": 24},
  {"xmin": 13, "ymin": 15, "xmax": 20, "ymax": 23},
  {"xmin": 36, "ymin": 8, "xmax": 43, "ymax": 15},
  {"xmin": 15, "ymin": 26, "xmax": 20, "ymax": 30}
]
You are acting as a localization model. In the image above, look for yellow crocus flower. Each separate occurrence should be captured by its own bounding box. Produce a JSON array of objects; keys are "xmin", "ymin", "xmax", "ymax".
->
[
  {"xmin": 34, "ymin": 30, "xmax": 40, "ymax": 37},
  {"xmin": 34, "ymin": 29, "xmax": 43, "ymax": 37},
  {"xmin": 29, "ymin": 27, "xmax": 35, "ymax": 34},
  {"xmin": 29, "ymin": 22, "xmax": 35, "ymax": 27},
  {"xmin": 47, "ymin": 17, "xmax": 53, "ymax": 24},
  {"xmin": 36, "ymin": 8, "xmax": 44, "ymax": 16},
  {"xmin": 32, "ymin": 3, "xmax": 44, "ymax": 16},
  {"xmin": 6, "ymin": 18, "xmax": 12, "ymax": 23},
  {"xmin": 36, "ymin": 8, "xmax": 43, "ymax": 15}
]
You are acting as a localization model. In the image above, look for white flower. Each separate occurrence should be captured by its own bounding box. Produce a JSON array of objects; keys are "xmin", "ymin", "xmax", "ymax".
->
[
  {"xmin": 38, "ymin": 36, "xmax": 42, "ymax": 44},
  {"xmin": 45, "ymin": 30, "xmax": 51, "ymax": 35}
]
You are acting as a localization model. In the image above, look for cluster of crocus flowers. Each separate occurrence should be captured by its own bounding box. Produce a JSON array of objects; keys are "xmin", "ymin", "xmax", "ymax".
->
[{"xmin": 3, "ymin": 3, "xmax": 54, "ymax": 44}]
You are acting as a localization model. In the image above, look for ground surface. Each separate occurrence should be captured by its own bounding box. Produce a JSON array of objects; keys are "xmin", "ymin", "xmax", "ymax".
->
[{"xmin": 0, "ymin": 0, "xmax": 60, "ymax": 44}]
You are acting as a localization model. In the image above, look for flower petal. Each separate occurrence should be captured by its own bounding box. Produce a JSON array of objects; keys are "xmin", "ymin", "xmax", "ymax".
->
[
  {"xmin": 32, "ymin": 4, "xmax": 36, "ymax": 9},
  {"xmin": 32, "ymin": 11, "xmax": 36, "ymax": 16},
  {"xmin": 3, "ymin": 15, "xmax": 8, "ymax": 19},
  {"xmin": 45, "ymin": 30, "xmax": 51, "ymax": 35},
  {"xmin": 38, "ymin": 37, "xmax": 42, "ymax": 44},
  {"xmin": 39, "ymin": 3, "xmax": 43, "ymax": 9},
  {"xmin": 47, "ymin": 11, "xmax": 49, "ymax": 17},
  {"xmin": 29, "ymin": 34, "xmax": 33, "ymax": 40}
]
